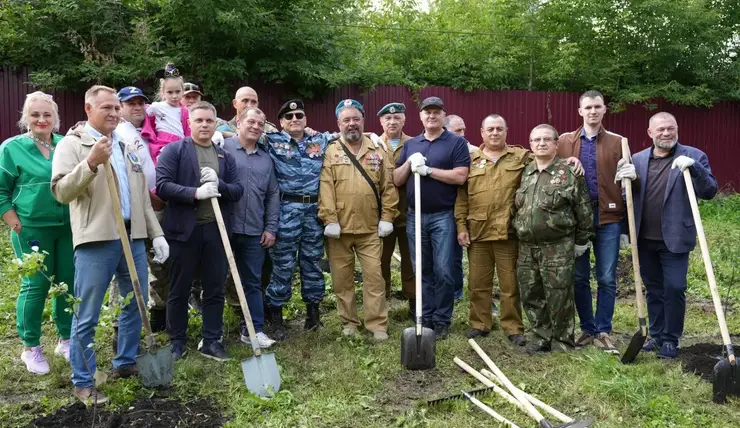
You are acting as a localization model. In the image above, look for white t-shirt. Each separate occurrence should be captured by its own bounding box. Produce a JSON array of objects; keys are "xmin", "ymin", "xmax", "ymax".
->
[
  {"xmin": 146, "ymin": 102, "xmax": 185, "ymax": 138},
  {"xmin": 116, "ymin": 120, "xmax": 156, "ymax": 192}
]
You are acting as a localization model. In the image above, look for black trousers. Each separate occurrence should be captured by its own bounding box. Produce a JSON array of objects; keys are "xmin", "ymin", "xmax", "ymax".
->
[{"xmin": 167, "ymin": 222, "xmax": 228, "ymax": 346}]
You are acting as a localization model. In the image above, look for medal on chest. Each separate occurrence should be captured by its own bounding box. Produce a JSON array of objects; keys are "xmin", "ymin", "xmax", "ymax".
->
[
  {"xmin": 364, "ymin": 153, "xmax": 381, "ymax": 172},
  {"xmin": 306, "ymin": 142, "xmax": 323, "ymax": 159},
  {"xmin": 126, "ymin": 145, "xmax": 143, "ymax": 172}
]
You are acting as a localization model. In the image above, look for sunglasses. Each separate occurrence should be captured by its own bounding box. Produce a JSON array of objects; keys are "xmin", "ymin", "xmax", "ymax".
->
[{"xmin": 284, "ymin": 112, "xmax": 305, "ymax": 120}]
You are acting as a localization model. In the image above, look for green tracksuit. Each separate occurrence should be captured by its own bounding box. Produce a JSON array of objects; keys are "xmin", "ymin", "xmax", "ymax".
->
[{"xmin": 0, "ymin": 134, "xmax": 73, "ymax": 347}]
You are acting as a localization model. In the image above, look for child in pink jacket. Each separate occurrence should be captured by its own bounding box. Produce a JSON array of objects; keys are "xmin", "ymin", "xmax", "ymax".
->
[{"xmin": 141, "ymin": 64, "xmax": 191, "ymax": 164}]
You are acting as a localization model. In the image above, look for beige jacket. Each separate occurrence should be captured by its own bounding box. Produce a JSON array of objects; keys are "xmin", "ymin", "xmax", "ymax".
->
[
  {"xmin": 51, "ymin": 123, "xmax": 163, "ymax": 248},
  {"xmin": 318, "ymin": 136, "xmax": 399, "ymax": 234}
]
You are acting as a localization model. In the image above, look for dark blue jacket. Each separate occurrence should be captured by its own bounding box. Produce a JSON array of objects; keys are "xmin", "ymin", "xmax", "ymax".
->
[
  {"xmin": 155, "ymin": 137, "xmax": 244, "ymax": 242},
  {"xmin": 633, "ymin": 143, "xmax": 717, "ymax": 254}
]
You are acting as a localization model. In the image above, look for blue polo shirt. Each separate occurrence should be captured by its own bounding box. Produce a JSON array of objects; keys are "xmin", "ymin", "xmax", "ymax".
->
[{"xmin": 396, "ymin": 129, "xmax": 470, "ymax": 213}]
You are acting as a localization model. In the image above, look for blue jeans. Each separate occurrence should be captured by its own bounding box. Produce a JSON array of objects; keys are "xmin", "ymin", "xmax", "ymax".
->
[
  {"xmin": 574, "ymin": 209, "xmax": 621, "ymax": 334},
  {"xmin": 70, "ymin": 239, "xmax": 148, "ymax": 388},
  {"xmin": 232, "ymin": 233, "xmax": 266, "ymax": 332},
  {"xmin": 453, "ymin": 244, "xmax": 464, "ymax": 300},
  {"xmin": 638, "ymin": 239, "xmax": 689, "ymax": 346},
  {"xmin": 407, "ymin": 209, "xmax": 456, "ymax": 326}
]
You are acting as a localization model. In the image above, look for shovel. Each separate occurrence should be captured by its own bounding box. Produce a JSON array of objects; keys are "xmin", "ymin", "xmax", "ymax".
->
[
  {"xmin": 210, "ymin": 198, "xmax": 281, "ymax": 397},
  {"xmin": 468, "ymin": 339, "xmax": 594, "ymax": 428},
  {"xmin": 401, "ymin": 172, "xmax": 436, "ymax": 370},
  {"xmin": 104, "ymin": 162, "xmax": 173, "ymax": 387},
  {"xmin": 619, "ymin": 138, "xmax": 648, "ymax": 364},
  {"xmin": 683, "ymin": 169, "xmax": 739, "ymax": 403}
]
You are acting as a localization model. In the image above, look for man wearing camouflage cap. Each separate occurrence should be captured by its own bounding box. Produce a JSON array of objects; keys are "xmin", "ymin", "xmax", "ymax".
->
[
  {"xmin": 513, "ymin": 124, "xmax": 593, "ymax": 354},
  {"xmin": 319, "ymin": 99, "xmax": 399, "ymax": 341}
]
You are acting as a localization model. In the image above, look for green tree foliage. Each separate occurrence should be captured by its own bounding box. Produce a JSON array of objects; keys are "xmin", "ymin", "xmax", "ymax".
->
[{"xmin": 0, "ymin": 0, "xmax": 738, "ymax": 107}]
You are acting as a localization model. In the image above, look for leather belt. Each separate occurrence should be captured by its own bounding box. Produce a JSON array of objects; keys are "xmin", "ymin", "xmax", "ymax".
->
[{"xmin": 281, "ymin": 193, "xmax": 318, "ymax": 204}]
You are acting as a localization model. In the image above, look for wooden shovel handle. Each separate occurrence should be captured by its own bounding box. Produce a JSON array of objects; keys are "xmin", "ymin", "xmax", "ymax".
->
[
  {"xmin": 104, "ymin": 162, "xmax": 155, "ymax": 346},
  {"xmin": 452, "ymin": 358, "xmax": 520, "ymax": 427},
  {"xmin": 480, "ymin": 369, "xmax": 573, "ymax": 423},
  {"xmin": 683, "ymin": 169, "xmax": 735, "ymax": 363},
  {"xmin": 210, "ymin": 198, "xmax": 261, "ymax": 356},
  {"xmin": 621, "ymin": 138, "xmax": 647, "ymax": 331},
  {"xmin": 469, "ymin": 339, "xmax": 546, "ymax": 423}
]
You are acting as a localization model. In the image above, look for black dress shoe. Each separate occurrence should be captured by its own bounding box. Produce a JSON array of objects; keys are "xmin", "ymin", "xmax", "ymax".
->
[
  {"xmin": 525, "ymin": 341, "xmax": 551, "ymax": 355},
  {"xmin": 465, "ymin": 329, "xmax": 490, "ymax": 339},
  {"xmin": 434, "ymin": 324, "xmax": 449, "ymax": 340},
  {"xmin": 507, "ymin": 334, "xmax": 527, "ymax": 346}
]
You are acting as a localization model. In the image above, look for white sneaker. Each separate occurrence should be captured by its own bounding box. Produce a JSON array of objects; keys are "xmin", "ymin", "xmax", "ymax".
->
[
  {"xmin": 21, "ymin": 346, "xmax": 50, "ymax": 375},
  {"xmin": 342, "ymin": 326, "xmax": 357, "ymax": 337},
  {"xmin": 241, "ymin": 332, "xmax": 276, "ymax": 349},
  {"xmin": 54, "ymin": 339, "xmax": 70, "ymax": 361},
  {"xmin": 372, "ymin": 331, "xmax": 389, "ymax": 342}
]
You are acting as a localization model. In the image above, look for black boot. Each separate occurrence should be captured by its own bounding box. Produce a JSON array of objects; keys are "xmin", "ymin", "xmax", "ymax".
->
[
  {"xmin": 268, "ymin": 305, "xmax": 287, "ymax": 341},
  {"xmin": 149, "ymin": 308, "xmax": 167, "ymax": 333},
  {"xmin": 304, "ymin": 303, "xmax": 322, "ymax": 331}
]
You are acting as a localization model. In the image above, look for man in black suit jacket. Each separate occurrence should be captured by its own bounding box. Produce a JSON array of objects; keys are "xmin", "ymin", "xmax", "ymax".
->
[{"xmin": 156, "ymin": 101, "xmax": 243, "ymax": 362}]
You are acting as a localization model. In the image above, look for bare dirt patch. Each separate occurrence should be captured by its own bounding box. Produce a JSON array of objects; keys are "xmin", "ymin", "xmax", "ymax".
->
[{"xmin": 27, "ymin": 397, "xmax": 225, "ymax": 428}]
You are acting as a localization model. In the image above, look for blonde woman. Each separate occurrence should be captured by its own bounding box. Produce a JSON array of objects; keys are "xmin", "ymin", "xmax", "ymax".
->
[{"xmin": 0, "ymin": 91, "xmax": 73, "ymax": 374}]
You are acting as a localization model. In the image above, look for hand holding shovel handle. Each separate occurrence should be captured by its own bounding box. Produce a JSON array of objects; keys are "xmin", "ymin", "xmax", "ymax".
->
[
  {"xmin": 104, "ymin": 162, "xmax": 155, "ymax": 348},
  {"xmin": 620, "ymin": 138, "xmax": 648, "ymax": 364},
  {"xmin": 210, "ymin": 198, "xmax": 261, "ymax": 357},
  {"xmin": 683, "ymin": 169, "xmax": 735, "ymax": 364}
]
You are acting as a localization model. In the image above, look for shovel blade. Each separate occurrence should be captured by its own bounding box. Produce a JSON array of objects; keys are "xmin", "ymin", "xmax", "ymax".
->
[
  {"xmin": 136, "ymin": 345, "xmax": 173, "ymax": 388},
  {"xmin": 555, "ymin": 418, "xmax": 595, "ymax": 428},
  {"xmin": 400, "ymin": 326, "xmax": 436, "ymax": 370},
  {"xmin": 241, "ymin": 352, "xmax": 281, "ymax": 397},
  {"xmin": 620, "ymin": 330, "xmax": 647, "ymax": 364},
  {"xmin": 712, "ymin": 358, "xmax": 740, "ymax": 404}
]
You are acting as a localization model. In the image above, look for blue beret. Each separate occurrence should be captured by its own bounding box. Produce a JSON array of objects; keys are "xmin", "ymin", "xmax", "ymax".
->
[
  {"xmin": 377, "ymin": 103, "xmax": 406, "ymax": 116},
  {"xmin": 335, "ymin": 99, "xmax": 364, "ymax": 118}
]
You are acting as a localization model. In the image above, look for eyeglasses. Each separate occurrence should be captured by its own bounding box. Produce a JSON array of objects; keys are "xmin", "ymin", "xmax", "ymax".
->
[
  {"xmin": 284, "ymin": 112, "xmax": 305, "ymax": 120},
  {"xmin": 530, "ymin": 137, "xmax": 555, "ymax": 143}
]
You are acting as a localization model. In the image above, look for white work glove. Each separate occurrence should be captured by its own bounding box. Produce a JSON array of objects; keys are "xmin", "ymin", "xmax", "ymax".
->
[
  {"xmin": 407, "ymin": 152, "xmax": 426, "ymax": 169},
  {"xmin": 467, "ymin": 143, "xmax": 479, "ymax": 153},
  {"xmin": 378, "ymin": 221, "xmax": 394, "ymax": 238},
  {"xmin": 620, "ymin": 234, "xmax": 630, "ymax": 249},
  {"xmin": 200, "ymin": 167, "xmax": 218, "ymax": 185},
  {"xmin": 195, "ymin": 182, "xmax": 220, "ymax": 200},
  {"xmin": 614, "ymin": 158, "xmax": 637, "ymax": 183},
  {"xmin": 211, "ymin": 131, "xmax": 225, "ymax": 148},
  {"xmin": 412, "ymin": 164, "xmax": 432, "ymax": 176},
  {"xmin": 574, "ymin": 242, "xmax": 591, "ymax": 257},
  {"xmin": 369, "ymin": 133, "xmax": 387, "ymax": 151},
  {"xmin": 671, "ymin": 155, "xmax": 695, "ymax": 171},
  {"xmin": 152, "ymin": 236, "xmax": 170, "ymax": 264},
  {"xmin": 324, "ymin": 223, "xmax": 341, "ymax": 239}
]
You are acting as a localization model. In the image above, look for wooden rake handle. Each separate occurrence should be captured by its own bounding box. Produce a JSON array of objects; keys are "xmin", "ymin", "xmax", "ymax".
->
[
  {"xmin": 210, "ymin": 197, "xmax": 262, "ymax": 356},
  {"xmin": 682, "ymin": 169, "xmax": 735, "ymax": 363},
  {"xmin": 620, "ymin": 138, "xmax": 647, "ymax": 331},
  {"xmin": 453, "ymin": 357, "xmax": 520, "ymax": 427},
  {"xmin": 103, "ymin": 162, "xmax": 155, "ymax": 346},
  {"xmin": 469, "ymin": 339, "xmax": 547, "ymax": 423}
]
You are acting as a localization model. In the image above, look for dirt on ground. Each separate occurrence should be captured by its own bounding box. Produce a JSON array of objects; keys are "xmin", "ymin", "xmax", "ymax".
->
[
  {"xmin": 677, "ymin": 343, "xmax": 725, "ymax": 381},
  {"xmin": 28, "ymin": 397, "xmax": 225, "ymax": 428}
]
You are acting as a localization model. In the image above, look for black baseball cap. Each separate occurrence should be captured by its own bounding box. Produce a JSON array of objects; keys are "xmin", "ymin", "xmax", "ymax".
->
[{"xmin": 420, "ymin": 96, "xmax": 444, "ymax": 111}]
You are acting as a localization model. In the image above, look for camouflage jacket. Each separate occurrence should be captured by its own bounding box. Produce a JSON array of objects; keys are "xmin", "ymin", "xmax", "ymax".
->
[{"xmin": 513, "ymin": 156, "xmax": 593, "ymax": 246}]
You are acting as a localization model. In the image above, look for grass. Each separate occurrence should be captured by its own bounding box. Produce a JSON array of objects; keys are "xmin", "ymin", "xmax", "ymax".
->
[{"xmin": 1, "ymin": 195, "xmax": 740, "ymax": 427}]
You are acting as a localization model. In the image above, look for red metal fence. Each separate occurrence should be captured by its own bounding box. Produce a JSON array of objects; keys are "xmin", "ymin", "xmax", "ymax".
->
[{"xmin": 2, "ymin": 67, "xmax": 737, "ymax": 190}]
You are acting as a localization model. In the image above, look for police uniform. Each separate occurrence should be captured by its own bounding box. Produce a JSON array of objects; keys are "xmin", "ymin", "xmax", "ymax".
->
[
  {"xmin": 261, "ymin": 100, "xmax": 333, "ymax": 315},
  {"xmin": 455, "ymin": 146, "xmax": 530, "ymax": 337},
  {"xmin": 319, "ymin": 132, "xmax": 399, "ymax": 333},
  {"xmin": 513, "ymin": 156, "xmax": 593, "ymax": 351},
  {"xmin": 376, "ymin": 103, "xmax": 415, "ymax": 302}
]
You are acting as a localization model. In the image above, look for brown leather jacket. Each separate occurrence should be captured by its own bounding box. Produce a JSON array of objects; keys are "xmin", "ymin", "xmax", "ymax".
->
[{"xmin": 557, "ymin": 125, "xmax": 625, "ymax": 225}]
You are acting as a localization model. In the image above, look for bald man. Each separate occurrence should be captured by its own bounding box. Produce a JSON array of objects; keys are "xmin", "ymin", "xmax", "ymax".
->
[
  {"xmin": 217, "ymin": 86, "xmax": 277, "ymax": 138},
  {"xmin": 626, "ymin": 112, "xmax": 717, "ymax": 359}
]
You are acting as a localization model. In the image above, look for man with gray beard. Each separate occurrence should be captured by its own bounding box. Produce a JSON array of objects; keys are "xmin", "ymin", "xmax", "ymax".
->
[
  {"xmin": 318, "ymin": 99, "xmax": 398, "ymax": 341},
  {"xmin": 620, "ymin": 112, "xmax": 717, "ymax": 360}
]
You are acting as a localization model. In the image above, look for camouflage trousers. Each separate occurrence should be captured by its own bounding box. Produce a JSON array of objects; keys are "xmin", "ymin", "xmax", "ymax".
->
[{"xmin": 517, "ymin": 240, "xmax": 576, "ymax": 350}]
